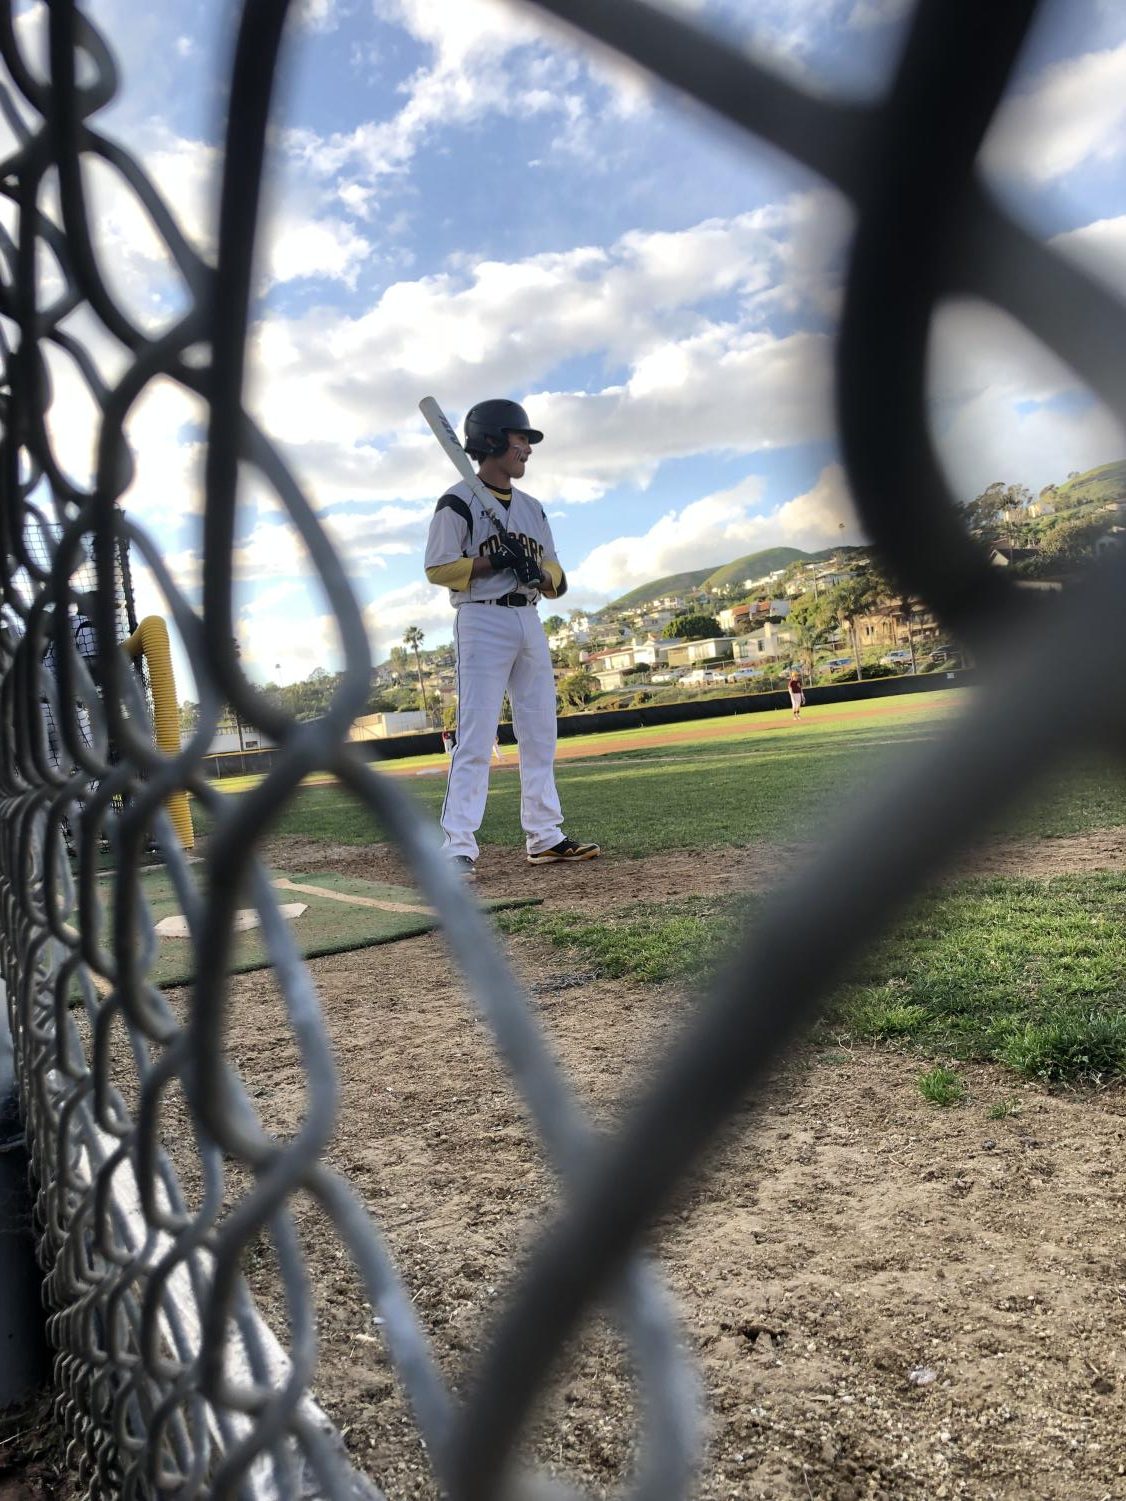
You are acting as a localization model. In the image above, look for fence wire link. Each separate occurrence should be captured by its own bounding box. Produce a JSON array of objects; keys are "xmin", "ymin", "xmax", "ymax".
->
[{"xmin": 0, "ymin": 0, "xmax": 1122, "ymax": 1497}]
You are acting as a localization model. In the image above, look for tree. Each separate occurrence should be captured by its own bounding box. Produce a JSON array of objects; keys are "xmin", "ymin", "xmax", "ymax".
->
[
  {"xmin": 962, "ymin": 481, "xmax": 1032, "ymax": 547},
  {"xmin": 363, "ymin": 688, "xmax": 397, "ymax": 714},
  {"xmin": 178, "ymin": 700, "xmax": 199, "ymax": 737},
  {"xmin": 787, "ymin": 593, "xmax": 832, "ymax": 681},
  {"xmin": 387, "ymin": 684, "xmax": 421, "ymax": 712},
  {"xmin": 1034, "ymin": 513, "xmax": 1107, "ymax": 568},
  {"xmin": 543, "ymin": 614, "xmax": 565, "ymax": 634},
  {"xmin": 558, "ymin": 671, "xmax": 600, "ymax": 709},
  {"xmin": 827, "ymin": 574, "xmax": 880, "ymax": 681},
  {"xmin": 662, "ymin": 612, "xmax": 722, "ymax": 641},
  {"xmin": 403, "ymin": 626, "xmax": 431, "ymax": 725}
]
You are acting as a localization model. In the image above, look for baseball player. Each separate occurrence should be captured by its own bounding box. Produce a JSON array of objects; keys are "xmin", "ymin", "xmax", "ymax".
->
[{"xmin": 424, "ymin": 398, "xmax": 600, "ymax": 876}]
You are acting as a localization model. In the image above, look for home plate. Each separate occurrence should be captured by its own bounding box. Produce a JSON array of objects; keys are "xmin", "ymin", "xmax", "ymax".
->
[{"xmin": 155, "ymin": 903, "xmax": 308, "ymax": 939}]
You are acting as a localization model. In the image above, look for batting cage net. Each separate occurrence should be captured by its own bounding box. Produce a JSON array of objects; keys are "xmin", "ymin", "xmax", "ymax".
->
[{"xmin": 0, "ymin": 1, "xmax": 1122, "ymax": 1498}]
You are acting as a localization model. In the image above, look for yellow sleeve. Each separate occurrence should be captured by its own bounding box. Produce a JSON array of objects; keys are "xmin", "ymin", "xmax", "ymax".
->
[
  {"xmin": 426, "ymin": 559, "xmax": 473, "ymax": 591},
  {"xmin": 543, "ymin": 560, "xmax": 564, "ymax": 591}
]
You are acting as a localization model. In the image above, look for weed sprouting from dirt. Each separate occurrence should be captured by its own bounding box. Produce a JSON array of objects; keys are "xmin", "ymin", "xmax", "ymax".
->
[{"xmin": 917, "ymin": 1066, "xmax": 966, "ymax": 1106}]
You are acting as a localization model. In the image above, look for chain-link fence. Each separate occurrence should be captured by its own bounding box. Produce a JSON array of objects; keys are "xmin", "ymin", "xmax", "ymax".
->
[{"xmin": 1, "ymin": 0, "xmax": 1122, "ymax": 1497}]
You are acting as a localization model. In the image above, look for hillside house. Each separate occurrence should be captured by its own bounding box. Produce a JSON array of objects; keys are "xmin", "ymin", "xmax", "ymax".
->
[
  {"xmin": 743, "ymin": 569, "xmax": 786, "ymax": 593},
  {"xmin": 814, "ymin": 567, "xmax": 854, "ymax": 590},
  {"xmin": 718, "ymin": 598, "xmax": 789, "ymax": 632},
  {"xmin": 839, "ymin": 600, "xmax": 943, "ymax": 652},
  {"xmin": 583, "ymin": 635, "xmax": 664, "ymax": 690},
  {"xmin": 662, "ymin": 636, "xmax": 737, "ymax": 669},
  {"xmin": 627, "ymin": 608, "xmax": 676, "ymax": 634},
  {"xmin": 733, "ymin": 620, "xmax": 795, "ymax": 662},
  {"xmin": 717, "ymin": 603, "xmax": 752, "ymax": 633}
]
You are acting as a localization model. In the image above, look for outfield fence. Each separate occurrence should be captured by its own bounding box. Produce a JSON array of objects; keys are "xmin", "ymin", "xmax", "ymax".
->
[{"xmin": 1, "ymin": 1, "xmax": 1122, "ymax": 1499}]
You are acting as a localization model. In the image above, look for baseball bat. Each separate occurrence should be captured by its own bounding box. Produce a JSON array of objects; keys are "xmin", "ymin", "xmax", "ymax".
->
[{"xmin": 419, "ymin": 395, "xmax": 513, "ymax": 538}]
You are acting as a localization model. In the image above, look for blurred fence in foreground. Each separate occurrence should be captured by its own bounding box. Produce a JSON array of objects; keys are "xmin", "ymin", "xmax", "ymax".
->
[{"xmin": 2, "ymin": 0, "xmax": 1123, "ymax": 1497}]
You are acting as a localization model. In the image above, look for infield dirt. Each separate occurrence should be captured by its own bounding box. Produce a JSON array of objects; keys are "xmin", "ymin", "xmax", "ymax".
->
[
  {"xmin": 160, "ymin": 828, "xmax": 1126, "ymax": 1501},
  {"xmin": 16, "ymin": 827, "xmax": 1126, "ymax": 1501}
]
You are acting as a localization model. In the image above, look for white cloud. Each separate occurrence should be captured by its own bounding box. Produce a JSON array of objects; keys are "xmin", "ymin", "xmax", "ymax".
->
[
  {"xmin": 928, "ymin": 299, "xmax": 1123, "ymax": 499},
  {"xmin": 294, "ymin": 0, "xmax": 340, "ymax": 31},
  {"xmin": 527, "ymin": 326, "xmax": 834, "ymax": 502},
  {"xmin": 362, "ymin": 578, "xmax": 455, "ymax": 663},
  {"xmin": 771, "ymin": 462, "xmax": 861, "ymax": 543},
  {"xmin": 37, "ymin": 117, "xmax": 375, "ymax": 322},
  {"xmin": 158, "ymin": 496, "xmax": 431, "ymax": 612},
  {"xmin": 569, "ymin": 463, "xmax": 860, "ymax": 599},
  {"xmin": 1049, "ymin": 212, "xmax": 1126, "ymax": 300},
  {"xmin": 244, "ymin": 193, "xmax": 844, "ymax": 506},
  {"xmin": 847, "ymin": 0, "xmax": 912, "ymax": 29},
  {"xmin": 288, "ymin": 0, "xmax": 586, "ymax": 189},
  {"xmin": 936, "ymin": 386, "xmax": 1121, "ymax": 503},
  {"xmin": 237, "ymin": 591, "xmax": 343, "ymax": 681},
  {"xmin": 984, "ymin": 43, "xmax": 1126, "ymax": 184},
  {"xmin": 229, "ymin": 505, "xmax": 426, "ymax": 587},
  {"xmin": 265, "ymin": 215, "xmax": 371, "ymax": 288}
]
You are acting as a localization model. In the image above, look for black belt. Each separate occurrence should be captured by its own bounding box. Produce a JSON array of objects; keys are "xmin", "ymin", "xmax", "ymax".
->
[{"xmin": 480, "ymin": 593, "xmax": 532, "ymax": 607}]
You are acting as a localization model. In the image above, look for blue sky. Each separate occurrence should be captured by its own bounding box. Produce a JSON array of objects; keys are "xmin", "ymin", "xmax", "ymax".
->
[{"xmin": 11, "ymin": 0, "xmax": 1126, "ymax": 684}]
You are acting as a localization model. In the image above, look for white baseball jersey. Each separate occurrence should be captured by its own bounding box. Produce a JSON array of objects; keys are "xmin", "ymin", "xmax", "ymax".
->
[{"xmin": 424, "ymin": 479, "xmax": 565, "ymax": 605}]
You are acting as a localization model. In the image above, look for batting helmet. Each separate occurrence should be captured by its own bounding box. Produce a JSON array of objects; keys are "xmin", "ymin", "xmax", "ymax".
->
[{"xmin": 463, "ymin": 399, "xmax": 543, "ymax": 459}]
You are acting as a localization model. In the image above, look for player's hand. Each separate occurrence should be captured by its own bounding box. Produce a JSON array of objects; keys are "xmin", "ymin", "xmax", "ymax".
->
[
  {"xmin": 488, "ymin": 536, "xmax": 526, "ymax": 573},
  {"xmin": 513, "ymin": 554, "xmax": 544, "ymax": 588}
]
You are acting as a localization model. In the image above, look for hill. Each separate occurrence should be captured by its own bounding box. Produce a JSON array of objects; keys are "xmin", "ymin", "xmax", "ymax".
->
[
  {"xmin": 1050, "ymin": 460, "xmax": 1126, "ymax": 509},
  {"xmin": 606, "ymin": 566, "xmax": 719, "ymax": 611},
  {"xmin": 703, "ymin": 546, "xmax": 806, "ymax": 592},
  {"xmin": 604, "ymin": 544, "xmax": 872, "ymax": 613}
]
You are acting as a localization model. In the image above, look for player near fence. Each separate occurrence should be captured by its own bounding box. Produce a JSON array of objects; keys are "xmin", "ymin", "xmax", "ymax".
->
[{"xmin": 424, "ymin": 399, "xmax": 600, "ymax": 876}]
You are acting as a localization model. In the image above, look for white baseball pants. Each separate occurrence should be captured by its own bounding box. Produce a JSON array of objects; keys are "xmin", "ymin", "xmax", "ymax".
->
[{"xmin": 442, "ymin": 603, "xmax": 563, "ymax": 860}]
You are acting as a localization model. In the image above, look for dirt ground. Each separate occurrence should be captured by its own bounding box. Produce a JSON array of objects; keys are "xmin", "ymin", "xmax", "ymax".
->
[
  {"xmin": 226, "ymin": 829, "xmax": 1126, "ymax": 1499},
  {"xmin": 8, "ymin": 826, "xmax": 1126, "ymax": 1499}
]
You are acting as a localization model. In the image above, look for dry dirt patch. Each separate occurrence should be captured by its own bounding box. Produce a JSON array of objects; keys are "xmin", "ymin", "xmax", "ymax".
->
[
  {"xmin": 261, "ymin": 824, "xmax": 1126, "ymax": 912},
  {"xmin": 201, "ymin": 833, "xmax": 1126, "ymax": 1500},
  {"xmin": 11, "ymin": 830, "xmax": 1126, "ymax": 1499}
]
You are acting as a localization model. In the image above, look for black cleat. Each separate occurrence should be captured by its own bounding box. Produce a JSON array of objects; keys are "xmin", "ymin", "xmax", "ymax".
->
[{"xmin": 527, "ymin": 837, "xmax": 601, "ymax": 864}]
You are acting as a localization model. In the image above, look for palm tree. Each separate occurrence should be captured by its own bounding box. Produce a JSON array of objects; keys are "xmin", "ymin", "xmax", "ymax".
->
[
  {"xmin": 829, "ymin": 575, "xmax": 879, "ymax": 681},
  {"xmin": 787, "ymin": 592, "xmax": 831, "ymax": 683},
  {"xmin": 403, "ymin": 626, "xmax": 430, "ymax": 723}
]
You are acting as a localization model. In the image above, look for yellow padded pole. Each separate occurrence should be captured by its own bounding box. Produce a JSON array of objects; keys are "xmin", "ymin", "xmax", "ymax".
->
[{"xmin": 123, "ymin": 615, "xmax": 195, "ymax": 850}]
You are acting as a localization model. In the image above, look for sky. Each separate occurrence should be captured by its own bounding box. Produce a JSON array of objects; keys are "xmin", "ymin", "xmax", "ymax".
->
[{"xmin": 9, "ymin": 0, "xmax": 1126, "ymax": 686}]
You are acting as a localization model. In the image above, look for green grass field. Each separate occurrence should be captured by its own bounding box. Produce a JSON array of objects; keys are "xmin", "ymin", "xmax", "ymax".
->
[
  {"xmin": 499, "ymin": 875, "xmax": 1126, "ymax": 1083},
  {"xmin": 194, "ymin": 689, "xmax": 1126, "ymax": 1084},
  {"xmin": 197, "ymin": 689, "xmax": 1126, "ymax": 854}
]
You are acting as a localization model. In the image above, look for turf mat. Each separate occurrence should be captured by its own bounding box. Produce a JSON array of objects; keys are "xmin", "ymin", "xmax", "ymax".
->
[{"xmin": 102, "ymin": 868, "xmax": 540, "ymax": 989}]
